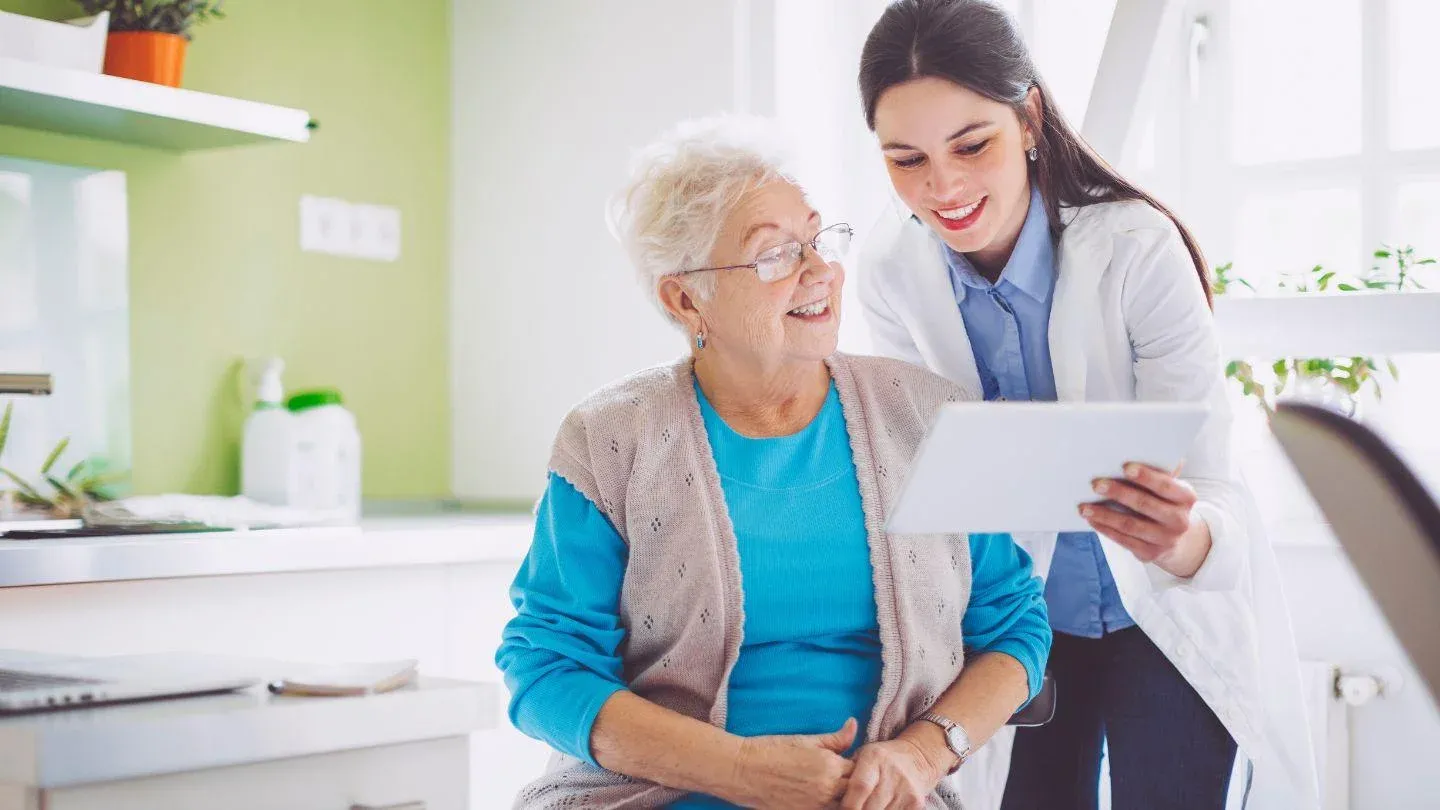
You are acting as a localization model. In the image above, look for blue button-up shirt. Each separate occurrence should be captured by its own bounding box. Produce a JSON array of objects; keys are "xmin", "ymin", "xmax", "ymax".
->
[{"xmin": 941, "ymin": 187, "xmax": 1135, "ymax": 639}]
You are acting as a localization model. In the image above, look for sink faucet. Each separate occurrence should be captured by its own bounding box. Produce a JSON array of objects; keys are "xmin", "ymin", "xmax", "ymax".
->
[{"xmin": 0, "ymin": 374, "xmax": 52, "ymax": 396}]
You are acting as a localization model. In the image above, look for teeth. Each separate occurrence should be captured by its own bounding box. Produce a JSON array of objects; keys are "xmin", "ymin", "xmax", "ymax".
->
[
  {"xmin": 788, "ymin": 300, "xmax": 829, "ymax": 317},
  {"xmin": 937, "ymin": 199, "xmax": 982, "ymax": 220}
]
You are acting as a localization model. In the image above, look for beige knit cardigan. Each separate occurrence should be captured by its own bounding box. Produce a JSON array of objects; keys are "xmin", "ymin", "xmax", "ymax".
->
[{"xmin": 515, "ymin": 353, "xmax": 976, "ymax": 809}]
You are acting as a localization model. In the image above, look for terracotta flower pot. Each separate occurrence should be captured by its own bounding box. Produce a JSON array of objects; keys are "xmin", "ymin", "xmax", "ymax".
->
[{"xmin": 103, "ymin": 31, "xmax": 187, "ymax": 87}]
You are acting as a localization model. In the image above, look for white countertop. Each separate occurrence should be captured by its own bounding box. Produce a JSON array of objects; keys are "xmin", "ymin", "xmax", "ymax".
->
[
  {"xmin": 0, "ymin": 653, "xmax": 497, "ymax": 789},
  {"xmin": 0, "ymin": 515, "xmax": 534, "ymax": 589}
]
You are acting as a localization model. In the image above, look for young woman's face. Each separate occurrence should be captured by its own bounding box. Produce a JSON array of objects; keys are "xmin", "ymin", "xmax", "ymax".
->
[{"xmin": 873, "ymin": 77, "xmax": 1040, "ymax": 270}]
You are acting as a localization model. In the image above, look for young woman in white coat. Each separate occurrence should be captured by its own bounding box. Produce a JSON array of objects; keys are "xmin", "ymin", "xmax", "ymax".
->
[{"xmin": 855, "ymin": 1, "xmax": 1319, "ymax": 808}]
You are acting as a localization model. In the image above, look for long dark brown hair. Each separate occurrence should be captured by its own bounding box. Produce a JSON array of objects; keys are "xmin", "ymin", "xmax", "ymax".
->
[{"xmin": 859, "ymin": 0, "xmax": 1212, "ymax": 306}]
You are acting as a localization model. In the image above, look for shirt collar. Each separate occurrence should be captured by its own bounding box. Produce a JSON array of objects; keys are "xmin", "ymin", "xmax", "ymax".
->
[{"xmin": 939, "ymin": 186, "xmax": 1055, "ymax": 305}]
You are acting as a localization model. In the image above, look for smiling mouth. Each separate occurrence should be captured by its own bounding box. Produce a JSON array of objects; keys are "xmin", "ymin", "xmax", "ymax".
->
[
  {"xmin": 787, "ymin": 299, "xmax": 831, "ymax": 320},
  {"xmin": 932, "ymin": 197, "xmax": 987, "ymax": 231}
]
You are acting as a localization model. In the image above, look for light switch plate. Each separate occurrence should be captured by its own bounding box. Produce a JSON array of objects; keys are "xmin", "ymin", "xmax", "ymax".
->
[{"xmin": 300, "ymin": 195, "xmax": 400, "ymax": 262}]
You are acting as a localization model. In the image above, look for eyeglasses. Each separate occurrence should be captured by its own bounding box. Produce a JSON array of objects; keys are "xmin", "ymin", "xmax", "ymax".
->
[{"xmin": 677, "ymin": 223, "xmax": 854, "ymax": 283}]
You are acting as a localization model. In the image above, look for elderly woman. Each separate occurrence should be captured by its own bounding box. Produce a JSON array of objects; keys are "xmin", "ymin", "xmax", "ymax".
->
[{"xmin": 495, "ymin": 116, "xmax": 1050, "ymax": 810}]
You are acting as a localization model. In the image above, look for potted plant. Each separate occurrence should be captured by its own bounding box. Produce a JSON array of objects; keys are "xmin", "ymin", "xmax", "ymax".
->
[
  {"xmin": 0, "ymin": 402, "xmax": 126, "ymax": 520},
  {"xmin": 73, "ymin": 0, "xmax": 225, "ymax": 87},
  {"xmin": 1218, "ymin": 245, "xmax": 1434, "ymax": 416},
  {"xmin": 1216, "ymin": 245, "xmax": 1434, "ymax": 533}
]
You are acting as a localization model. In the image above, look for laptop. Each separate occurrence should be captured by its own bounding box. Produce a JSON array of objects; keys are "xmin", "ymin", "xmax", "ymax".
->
[{"xmin": 0, "ymin": 652, "xmax": 261, "ymax": 714}]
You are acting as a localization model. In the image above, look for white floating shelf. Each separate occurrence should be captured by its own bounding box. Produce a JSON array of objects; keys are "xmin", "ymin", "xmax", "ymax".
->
[
  {"xmin": 1214, "ymin": 291, "xmax": 1440, "ymax": 358},
  {"xmin": 0, "ymin": 56, "xmax": 311, "ymax": 150}
]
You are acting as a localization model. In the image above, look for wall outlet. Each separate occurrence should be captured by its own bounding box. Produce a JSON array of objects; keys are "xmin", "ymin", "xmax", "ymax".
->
[
  {"xmin": 300, "ymin": 195, "xmax": 401, "ymax": 262},
  {"xmin": 351, "ymin": 203, "xmax": 402, "ymax": 262},
  {"xmin": 300, "ymin": 195, "xmax": 351, "ymax": 255}
]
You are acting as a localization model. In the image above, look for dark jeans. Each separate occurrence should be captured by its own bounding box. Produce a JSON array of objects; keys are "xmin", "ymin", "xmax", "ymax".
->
[{"xmin": 1000, "ymin": 627, "xmax": 1237, "ymax": 810}]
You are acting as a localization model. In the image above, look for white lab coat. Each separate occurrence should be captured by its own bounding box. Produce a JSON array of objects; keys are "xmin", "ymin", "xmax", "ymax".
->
[{"xmin": 858, "ymin": 199, "xmax": 1320, "ymax": 810}]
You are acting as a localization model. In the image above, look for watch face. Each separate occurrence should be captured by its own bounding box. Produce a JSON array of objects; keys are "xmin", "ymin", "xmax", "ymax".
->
[{"xmin": 945, "ymin": 725, "xmax": 971, "ymax": 757}]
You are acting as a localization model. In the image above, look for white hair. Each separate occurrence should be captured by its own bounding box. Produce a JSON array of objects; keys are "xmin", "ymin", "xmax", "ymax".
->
[{"xmin": 607, "ymin": 114, "xmax": 800, "ymax": 327}]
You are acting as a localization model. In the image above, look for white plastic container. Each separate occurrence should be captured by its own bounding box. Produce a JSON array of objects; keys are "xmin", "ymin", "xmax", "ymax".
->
[
  {"xmin": 286, "ymin": 388, "xmax": 361, "ymax": 522},
  {"xmin": 241, "ymin": 359, "xmax": 295, "ymax": 507},
  {"xmin": 0, "ymin": 11, "xmax": 109, "ymax": 74}
]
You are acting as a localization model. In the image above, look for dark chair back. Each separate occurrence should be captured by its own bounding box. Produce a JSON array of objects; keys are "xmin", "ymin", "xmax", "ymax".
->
[{"xmin": 1271, "ymin": 402, "xmax": 1440, "ymax": 702}]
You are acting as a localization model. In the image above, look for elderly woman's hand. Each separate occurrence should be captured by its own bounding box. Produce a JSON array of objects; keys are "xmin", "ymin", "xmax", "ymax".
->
[
  {"xmin": 730, "ymin": 718, "xmax": 857, "ymax": 809},
  {"xmin": 839, "ymin": 733, "xmax": 947, "ymax": 810},
  {"xmin": 1081, "ymin": 462, "xmax": 1213, "ymax": 579}
]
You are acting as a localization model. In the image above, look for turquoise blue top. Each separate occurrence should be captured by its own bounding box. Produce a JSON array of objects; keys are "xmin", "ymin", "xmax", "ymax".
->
[
  {"xmin": 496, "ymin": 381, "xmax": 1050, "ymax": 807},
  {"xmin": 941, "ymin": 185, "xmax": 1135, "ymax": 638}
]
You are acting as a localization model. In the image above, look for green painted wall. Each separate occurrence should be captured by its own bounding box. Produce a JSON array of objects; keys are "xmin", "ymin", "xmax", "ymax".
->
[{"xmin": 0, "ymin": 0, "xmax": 452, "ymax": 498}]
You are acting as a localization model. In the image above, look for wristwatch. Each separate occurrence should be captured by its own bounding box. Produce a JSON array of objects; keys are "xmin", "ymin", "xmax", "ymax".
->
[{"xmin": 916, "ymin": 711, "xmax": 972, "ymax": 774}]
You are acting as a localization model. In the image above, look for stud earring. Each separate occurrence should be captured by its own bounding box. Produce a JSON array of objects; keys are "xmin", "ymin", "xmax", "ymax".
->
[{"xmin": 1028, "ymin": 146, "xmax": 1039, "ymax": 162}]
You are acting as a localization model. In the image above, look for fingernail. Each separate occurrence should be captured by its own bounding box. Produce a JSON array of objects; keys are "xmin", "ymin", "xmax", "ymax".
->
[
  {"xmin": 1093, "ymin": 480, "xmax": 1109, "ymax": 495},
  {"xmin": 1080, "ymin": 505, "xmax": 1093, "ymax": 517},
  {"xmin": 1125, "ymin": 464, "xmax": 1141, "ymax": 479}
]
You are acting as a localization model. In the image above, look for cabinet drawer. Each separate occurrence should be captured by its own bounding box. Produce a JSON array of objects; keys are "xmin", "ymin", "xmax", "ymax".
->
[{"xmin": 44, "ymin": 736, "xmax": 467, "ymax": 810}]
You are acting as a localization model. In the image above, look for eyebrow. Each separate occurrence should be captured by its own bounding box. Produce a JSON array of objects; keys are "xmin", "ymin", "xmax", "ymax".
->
[
  {"xmin": 740, "ymin": 210, "xmax": 821, "ymax": 248},
  {"xmin": 881, "ymin": 121, "xmax": 995, "ymax": 151}
]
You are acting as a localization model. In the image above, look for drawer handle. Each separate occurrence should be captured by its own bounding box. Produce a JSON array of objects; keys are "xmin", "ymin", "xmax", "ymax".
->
[{"xmin": 350, "ymin": 804, "xmax": 426, "ymax": 810}]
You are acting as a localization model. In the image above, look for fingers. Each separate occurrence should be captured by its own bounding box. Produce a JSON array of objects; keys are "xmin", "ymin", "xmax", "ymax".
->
[
  {"xmin": 1080, "ymin": 501, "xmax": 1168, "ymax": 544},
  {"xmin": 1091, "ymin": 478, "xmax": 1189, "ymax": 533},
  {"xmin": 841, "ymin": 758, "xmax": 878, "ymax": 810},
  {"xmin": 1080, "ymin": 507, "xmax": 1167, "ymax": 562},
  {"xmin": 860, "ymin": 776, "xmax": 896, "ymax": 810},
  {"xmin": 818, "ymin": 717, "xmax": 858, "ymax": 754},
  {"xmin": 1117, "ymin": 462, "xmax": 1197, "ymax": 506}
]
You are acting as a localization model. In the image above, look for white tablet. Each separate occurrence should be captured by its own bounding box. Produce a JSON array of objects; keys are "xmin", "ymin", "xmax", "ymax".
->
[{"xmin": 887, "ymin": 402, "xmax": 1210, "ymax": 534}]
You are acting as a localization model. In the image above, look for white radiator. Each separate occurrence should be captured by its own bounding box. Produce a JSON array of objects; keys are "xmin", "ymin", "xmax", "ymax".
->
[{"xmin": 1299, "ymin": 661, "xmax": 1391, "ymax": 810}]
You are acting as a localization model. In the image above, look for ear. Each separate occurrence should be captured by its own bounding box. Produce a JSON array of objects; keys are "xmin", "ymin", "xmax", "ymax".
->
[
  {"xmin": 657, "ymin": 275, "xmax": 704, "ymax": 335},
  {"xmin": 1022, "ymin": 85, "xmax": 1044, "ymax": 149}
]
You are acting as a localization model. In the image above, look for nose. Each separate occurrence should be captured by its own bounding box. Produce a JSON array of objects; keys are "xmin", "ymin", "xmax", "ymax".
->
[
  {"xmin": 796, "ymin": 244, "xmax": 837, "ymax": 284},
  {"xmin": 927, "ymin": 157, "xmax": 968, "ymax": 202}
]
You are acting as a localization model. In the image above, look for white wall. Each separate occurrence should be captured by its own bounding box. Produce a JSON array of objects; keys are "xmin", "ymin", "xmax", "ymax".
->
[{"xmin": 451, "ymin": 0, "xmax": 772, "ymax": 501}]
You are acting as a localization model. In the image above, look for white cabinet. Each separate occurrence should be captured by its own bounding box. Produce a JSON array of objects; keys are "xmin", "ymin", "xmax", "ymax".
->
[
  {"xmin": 0, "ymin": 519, "xmax": 550, "ymax": 809},
  {"xmin": 34, "ymin": 737, "xmax": 468, "ymax": 810}
]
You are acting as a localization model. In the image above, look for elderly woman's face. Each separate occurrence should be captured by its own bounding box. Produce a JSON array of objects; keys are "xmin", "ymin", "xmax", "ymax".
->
[{"xmin": 694, "ymin": 180, "xmax": 843, "ymax": 366}]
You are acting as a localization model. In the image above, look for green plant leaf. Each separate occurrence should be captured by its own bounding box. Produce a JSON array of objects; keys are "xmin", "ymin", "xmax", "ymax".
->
[
  {"xmin": 39, "ymin": 437, "xmax": 69, "ymax": 476},
  {"xmin": 1387, "ymin": 358, "xmax": 1401, "ymax": 379},
  {"xmin": 1338, "ymin": 283, "xmax": 1360, "ymax": 291},
  {"xmin": 0, "ymin": 401, "xmax": 11, "ymax": 459},
  {"xmin": 1374, "ymin": 249, "xmax": 1391, "ymax": 258},
  {"xmin": 46, "ymin": 475, "xmax": 83, "ymax": 502},
  {"xmin": 1, "ymin": 467, "xmax": 44, "ymax": 501},
  {"xmin": 65, "ymin": 459, "xmax": 88, "ymax": 483},
  {"xmin": 16, "ymin": 491, "xmax": 53, "ymax": 507},
  {"xmin": 76, "ymin": 470, "xmax": 129, "ymax": 493}
]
